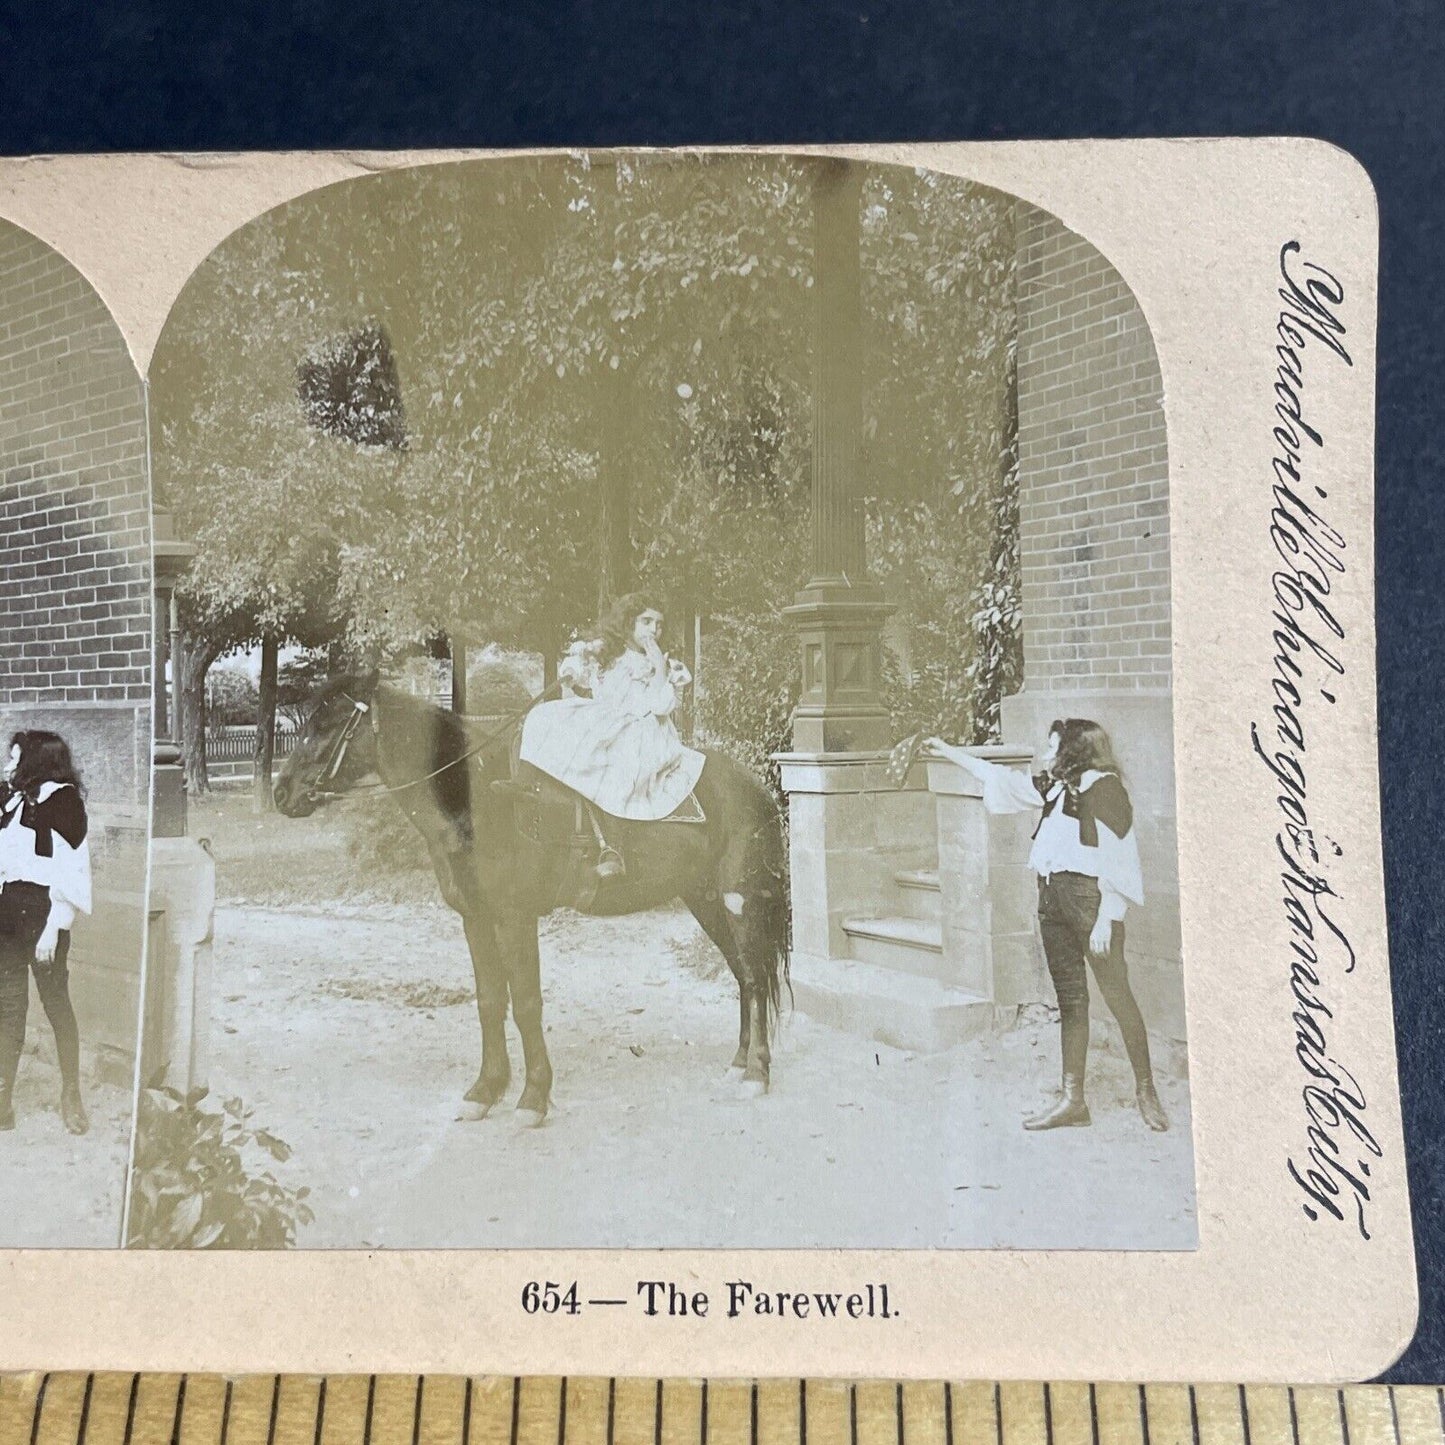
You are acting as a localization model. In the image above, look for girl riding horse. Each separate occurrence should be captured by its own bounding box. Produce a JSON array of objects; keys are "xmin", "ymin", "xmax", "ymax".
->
[{"xmin": 520, "ymin": 592, "xmax": 704, "ymax": 880}]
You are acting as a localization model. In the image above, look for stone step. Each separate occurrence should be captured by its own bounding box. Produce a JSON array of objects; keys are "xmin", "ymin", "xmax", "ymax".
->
[
  {"xmin": 790, "ymin": 956, "xmax": 997, "ymax": 1053},
  {"xmin": 842, "ymin": 914, "xmax": 943, "ymax": 973},
  {"xmin": 893, "ymin": 868, "xmax": 941, "ymax": 920}
]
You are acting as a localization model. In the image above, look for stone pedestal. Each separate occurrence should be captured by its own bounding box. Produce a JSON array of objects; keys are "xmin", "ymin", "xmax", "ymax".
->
[
  {"xmin": 142, "ymin": 836, "xmax": 216, "ymax": 1095},
  {"xmin": 783, "ymin": 589, "xmax": 895, "ymax": 753},
  {"xmin": 927, "ymin": 747, "xmax": 1047, "ymax": 1005},
  {"xmin": 777, "ymin": 751, "xmax": 936, "ymax": 965}
]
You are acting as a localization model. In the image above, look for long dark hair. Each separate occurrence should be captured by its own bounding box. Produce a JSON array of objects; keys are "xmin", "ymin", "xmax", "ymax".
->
[
  {"xmin": 1048, "ymin": 718, "xmax": 1122, "ymax": 788},
  {"xmin": 9, "ymin": 730, "xmax": 85, "ymax": 800},
  {"xmin": 596, "ymin": 590, "xmax": 666, "ymax": 669}
]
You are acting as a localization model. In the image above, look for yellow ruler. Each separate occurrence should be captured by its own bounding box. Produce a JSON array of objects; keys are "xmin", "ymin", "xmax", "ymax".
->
[{"xmin": 0, "ymin": 1377, "xmax": 1439, "ymax": 1445}]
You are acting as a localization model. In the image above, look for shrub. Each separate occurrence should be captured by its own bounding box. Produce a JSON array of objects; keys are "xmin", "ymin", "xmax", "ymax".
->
[
  {"xmin": 127, "ymin": 1076, "xmax": 314, "ymax": 1249},
  {"xmin": 344, "ymin": 789, "xmax": 436, "ymax": 880},
  {"xmin": 467, "ymin": 653, "xmax": 538, "ymax": 715},
  {"xmin": 694, "ymin": 609, "xmax": 798, "ymax": 804}
]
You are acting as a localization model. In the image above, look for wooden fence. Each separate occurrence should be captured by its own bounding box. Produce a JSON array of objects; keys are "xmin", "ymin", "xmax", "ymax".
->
[{"xmin": 204, "ymin": 726, "xmax": 300, "ymax": 763}]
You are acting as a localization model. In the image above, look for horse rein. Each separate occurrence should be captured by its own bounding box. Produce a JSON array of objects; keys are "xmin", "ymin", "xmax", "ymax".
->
[{"xmin": 304, "ymin": 684, "xmax": 561, "ymax": 803}]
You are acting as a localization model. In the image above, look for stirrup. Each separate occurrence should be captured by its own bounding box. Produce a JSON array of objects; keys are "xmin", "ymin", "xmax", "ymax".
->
[{"xmin": 595, "ymin": 845, "xmax": 626, "ymax": 880}]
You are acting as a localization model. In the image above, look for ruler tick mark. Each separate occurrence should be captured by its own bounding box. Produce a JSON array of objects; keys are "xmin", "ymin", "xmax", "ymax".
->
[
  {"xmin": 314, "ymin": 1377, "xmax": 328, "ymax": 1445},
  {"xmin": 122, "ymin": 1374, "xmax": 140, "ymax": 1445},
  {"xmin": 30, "ymin": 1373, "xmax": 50, "ymax": 1445},
  {"xmin": 76, "ymin": 1373, "xmax": 95, "ymax": 1445},
  {"xmin": 169, "ymin": 1376, "xmax": 187, "ymax": 1445}
]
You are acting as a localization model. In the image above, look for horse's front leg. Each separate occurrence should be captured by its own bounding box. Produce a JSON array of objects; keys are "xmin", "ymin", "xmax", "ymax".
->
[
  {"xmin": 499, "ymin": 911, "xmax": 553, "ymax": 1126},
  {"xmin": 459, "ymin": 911, "xmax": 511, "ymax": 1117}
]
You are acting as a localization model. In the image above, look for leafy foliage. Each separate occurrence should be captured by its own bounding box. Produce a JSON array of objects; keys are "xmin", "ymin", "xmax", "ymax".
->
[
  {"xmin": 152, "ymin": 154, "xmax": 1026, "ymax": 778},
  {"xmin": 126, "ymin": 1076, "xmax": 314, "ymax": 1250},
  {"xmin": 205, "ymin": 665, "xmax": 260, "ymax": 730}
]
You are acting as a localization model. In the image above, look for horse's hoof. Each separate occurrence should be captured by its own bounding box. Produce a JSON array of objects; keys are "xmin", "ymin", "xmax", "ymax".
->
[
  {"xmin": 736, "ymin": 1075, "xmax": 768, "ymax": 1100},
  {"xmin": 514, "ymin": 1107, "xmax": 547, "ymax": 1129},
  {"xmin": 725, "ymin": 1064, "xmax": 746, "ymax": 1082},
  {"xmin": 455, "ymin": 1099, "xmax": 494, "ymax": 1122}
]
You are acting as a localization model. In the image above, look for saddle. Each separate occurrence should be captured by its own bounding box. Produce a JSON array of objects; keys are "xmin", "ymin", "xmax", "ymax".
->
[{"xmin": 494, "ymin": 750, "xmax": 706, "ymax": 912}]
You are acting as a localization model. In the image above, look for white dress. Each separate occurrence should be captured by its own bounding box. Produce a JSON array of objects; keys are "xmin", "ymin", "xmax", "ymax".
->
[{"xmin": 519, "ymin": 645, "xmax": 706, "ymax": 821}]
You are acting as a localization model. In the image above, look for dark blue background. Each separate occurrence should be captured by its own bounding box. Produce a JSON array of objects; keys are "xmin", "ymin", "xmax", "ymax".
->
[{"xmin": 1, "ymin": 0, "xmax": 1439, "ymax": 1382}]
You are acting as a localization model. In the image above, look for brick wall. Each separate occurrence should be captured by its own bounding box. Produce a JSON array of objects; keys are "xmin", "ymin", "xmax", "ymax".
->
[
  {"xmin": 1015, "ymin": 207, "xmax": 1170, "ymax": 692},
  {"xmin": 0, "ymin": 219, "xmax": 151, "ymax": 1065},
  {"xmin": 1004, "ymin": 205, "xmax": 1182, "ymax": 1048},
  {"xmin": 0, "ymin": 221, "xmax": 151, "ymax": 724}
]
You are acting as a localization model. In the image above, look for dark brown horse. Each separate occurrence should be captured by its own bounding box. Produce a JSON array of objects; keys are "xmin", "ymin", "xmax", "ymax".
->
[{"xmin": 271, "ymin": 673, "xmax": 790, "ymax": 1123}]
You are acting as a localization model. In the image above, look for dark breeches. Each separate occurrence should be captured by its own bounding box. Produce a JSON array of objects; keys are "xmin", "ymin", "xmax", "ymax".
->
[
  {"xmin": 0, "ymin": 882, "xmax": 81, "ymax": 1094},
  {"xmin": 1037, "ymin": 872, "xmax": 1153, "ymax": 1083}
]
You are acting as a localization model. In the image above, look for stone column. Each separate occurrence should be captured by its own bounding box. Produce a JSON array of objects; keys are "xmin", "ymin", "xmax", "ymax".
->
[
  {"xmin": 146, "ymin": 503, "xmax": 216, "ymax": 1095},
  {"xmin": 783, "ymin": 159, "xmax": 892, "ymax": 753},
  {"xmin": 152, "ymin": 504, "xmax": 194, "ymax": 840}
]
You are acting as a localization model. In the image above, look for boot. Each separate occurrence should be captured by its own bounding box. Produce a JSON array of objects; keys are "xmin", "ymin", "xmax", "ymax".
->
[
  {"xmin": 1135, "ymin": 1078, "xmax": 1169, "ymax": 1132},
  {"xmin": 60, "ymin": 1081, "xmax": 89, "ymax": 1137},
  {"xmin": 1023, "ymin": 1073, "xmax": 1091, "ymax": 1130}
]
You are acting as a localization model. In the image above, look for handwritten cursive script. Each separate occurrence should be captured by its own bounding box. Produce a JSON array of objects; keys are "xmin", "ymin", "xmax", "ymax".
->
[{"xmin": 1256, "ymin": 241, "xmax": 1381, "ymax": 1240}]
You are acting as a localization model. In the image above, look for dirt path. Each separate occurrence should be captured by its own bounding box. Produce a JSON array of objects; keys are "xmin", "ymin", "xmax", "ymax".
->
[
  {"xmin": 0, "ymin": 1040, "xmax": 131, "ymax": 1248},
  {"xmin": 206, "ymin": 901, "xmax": 1196, "ymax": 1251}
]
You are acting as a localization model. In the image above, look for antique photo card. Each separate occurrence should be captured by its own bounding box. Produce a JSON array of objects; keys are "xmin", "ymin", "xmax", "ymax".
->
[
  {"xmin": 0, "ymin": 218, "xmax": 152, "ymax": 1245},
  {"xmin": 0, "ymin": 140, "xmax": 1415, "ymax": 1381}
]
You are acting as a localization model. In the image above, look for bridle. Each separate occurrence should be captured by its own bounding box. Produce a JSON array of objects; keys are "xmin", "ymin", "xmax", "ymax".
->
[
  {"xmin": 305, "ymin": 693, "xmax": 374, "ymax": 802},
  {"xmin": 301, "ymin": 682, "xmax": 563, "ymax": 804}
]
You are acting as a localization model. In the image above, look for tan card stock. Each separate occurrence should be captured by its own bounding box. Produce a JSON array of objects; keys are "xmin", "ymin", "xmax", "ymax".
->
[{"xmin": 0, "ymin": 140, "xmax": 1412, "ymax": 1381}]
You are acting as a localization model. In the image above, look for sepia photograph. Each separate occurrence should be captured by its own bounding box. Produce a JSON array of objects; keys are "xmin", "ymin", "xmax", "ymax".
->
[
  {"xmin": 0, "ymin": 217, "xmax": 152, "ymax": 1246},
  {"xmin": 135, "ymin": 150, "xmax": 1194, "ymax": 1251}
]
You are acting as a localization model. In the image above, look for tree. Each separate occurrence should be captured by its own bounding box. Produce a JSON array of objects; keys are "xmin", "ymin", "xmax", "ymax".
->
[
  {"xmin": 276, "ymin": 650, "xmax": 335, "ymax": 731},
  {"xmin": 150, "ymin": 153, "xmax": 1024, "ymax": 786}
]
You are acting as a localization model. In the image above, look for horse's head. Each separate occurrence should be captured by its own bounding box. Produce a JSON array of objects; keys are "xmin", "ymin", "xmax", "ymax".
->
[{"xmin": 272, "ymin": 670, "xmax": 383, "ymax": 817}]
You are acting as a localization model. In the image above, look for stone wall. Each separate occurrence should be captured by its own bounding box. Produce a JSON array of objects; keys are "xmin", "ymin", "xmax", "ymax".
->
[
  {"xmin": 0, "ymin": 220, "xmax": 150, "ymax": 1067},
  {"xmin": 1007, "ymin": 205, "xmax": 1182, "ymax": 1045}
]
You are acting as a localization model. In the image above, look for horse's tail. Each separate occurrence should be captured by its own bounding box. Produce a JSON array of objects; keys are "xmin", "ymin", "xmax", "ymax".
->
[{"xmin": 749, "ymin": 787, "xmax": 793, "ymax": 1029}]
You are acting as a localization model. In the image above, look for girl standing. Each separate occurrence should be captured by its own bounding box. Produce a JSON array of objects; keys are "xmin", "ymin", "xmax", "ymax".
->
[
  {"xmin": 0, "ymin": 730, "xmax": 92, "ymax": 1135},
  {"xmin": 927, "ymin": 720, "xmax": 1169, "ymax": 1133}
]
